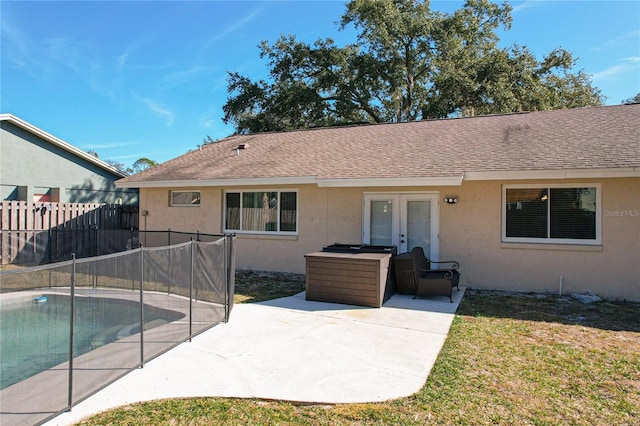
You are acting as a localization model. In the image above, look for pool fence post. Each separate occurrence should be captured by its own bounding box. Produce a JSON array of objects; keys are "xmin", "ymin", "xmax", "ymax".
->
[
  {"xmin": 189, "ymin": 238, "xmax": 194, "ymax": 342},
  {"xmin": 167, "ymin": 228, "xmax": 172, "ymax": 295},
  {"xmin": 226, "ymin": 234, "xmax": 235, "ymax": 322},
  {"xmin": 48, "ymin": 227, "xmax": 53, "ymax": 264},
  {"xmin": 93, "ymin": 232, "xmax": 98, "ymax": 289},
  {"xmin": 139, "ymin": 243, "xmax": 145, "ymax": 368},
  {"xmin": 67, "ymin": 253, "xmax": 76, "ymax": 411},
  {"xmin": 224, "ymin": 235, "xmax": 228, "ymax": 322}
]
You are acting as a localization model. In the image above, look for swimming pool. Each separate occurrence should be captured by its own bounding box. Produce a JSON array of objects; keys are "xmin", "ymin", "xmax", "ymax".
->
[{"xmin": 0, "ymin": 293, "xmax": 184, "ymax": 389}]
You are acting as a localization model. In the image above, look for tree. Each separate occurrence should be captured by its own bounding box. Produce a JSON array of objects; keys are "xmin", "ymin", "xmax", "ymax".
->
[
  {"xmin": 622, "ymin": 93, "xmax": 640, "ymax": 104},
  {"xmin": 223, "ymin": 0, "xmax": 603, "ymax": 134},
  {"xmin": 85, "ymin": 149, "xmax": 156, "ymax": 175},
  {"xmin": 223, "ymin": 37, "xmax": 382, "ymax": 133},
  {"xmin": 131, "ymin": 157, "xmax": 157, "ymax": 174},
  {"xmin": 103, "ymin": 159, "xmax": 128, "ymax": 174}
]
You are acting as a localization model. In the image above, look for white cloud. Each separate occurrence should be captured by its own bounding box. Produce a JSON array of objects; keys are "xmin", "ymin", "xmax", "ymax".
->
[
  {"xmin": 81, "ymin": 141, "xmax": 137, "ymax": 150},
  {"xmin": 214, "ymin": 9, "xmax": 260, "ymax": 41},
  {"xmin": 201, "ymin": 7, "xmax": 262, "ymax": 52},
  {"xmin": 1, "ymin": 17, "xmax": 32, "ymax": 69},
  {"xmin": 510, "ymin": 1, "xmax": 539, "ymax": 14},
  {"xmin": 164, "ymin": 65, "xmax": 217, "ymax": 83},
  {"xmin": 140, "ymin": 97, "xmax": 175, "ymax": 127},
  {"xmin": 591, "ymin": 57, "xmax": 640, "ymax": 81},
  {"xmin": 595, "ymin": 30, "xmax": 640, "ymax": 51}
]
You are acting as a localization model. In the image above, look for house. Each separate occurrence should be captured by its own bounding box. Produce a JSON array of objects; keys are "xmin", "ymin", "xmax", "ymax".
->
[
  {"xmin": 1, "ymin": 114, "xmax": 138, "ymax": 204},
  {"xmin": 116, "ymin": 104, "xmax": 640, "ymax": 300}
]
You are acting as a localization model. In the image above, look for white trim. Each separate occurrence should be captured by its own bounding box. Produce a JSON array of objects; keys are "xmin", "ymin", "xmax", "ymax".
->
[
  {"xmin": 465, "ymin": 168, "xmax": 640, "ymax": 181},
  {"xmin": 222, "ymin": 189, "xmax": 298, "ymax": 236},
  {"xmin": 362, "ymin": 193, "xmax": 400, "ymax": 248},
  {"xmin": 118, "ymin": 175, "xmax": 464, "ymax": 189},
  {"xmin": 170, "ymin": 190, "xmax": 201, "ymax": 207},
  {"xmin": 501, "ymin": 183, "xmax": 602, "ymax": 245},
  {"xmin": 117, "ymin": 168, "xmax": 640, "ymax": 189},
  {"xmin": 0, "ymin": 113, "xmax": 127, "ymax": 178},
  {"xmin": 317, "ymin": 176, "xmax": 463, "ymax": 187},
  {"xmin": 363, "ymin": 191, "xmax": 440, "ymax": 260}
]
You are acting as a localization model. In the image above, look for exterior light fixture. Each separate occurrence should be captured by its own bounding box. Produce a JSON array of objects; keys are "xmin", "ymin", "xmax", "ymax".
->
[{"xmin": 443, "ymin": 197, "xmax": 458, "ymax": 204}]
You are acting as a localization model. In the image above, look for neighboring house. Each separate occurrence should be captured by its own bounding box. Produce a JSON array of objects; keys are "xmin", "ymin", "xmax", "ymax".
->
[
  {"xmin": 0, "ymin": 114, "xmax": 138, "ymax": 204},
  {"xmin": 116, "ymin": 104, "xmax": 640, "ymax": 300}
]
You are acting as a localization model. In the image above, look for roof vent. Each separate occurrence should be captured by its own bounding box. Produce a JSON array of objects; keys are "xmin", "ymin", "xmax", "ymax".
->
[{"xmin": 234, "ymin": 143, "xmax": 249, "ymax": 155}]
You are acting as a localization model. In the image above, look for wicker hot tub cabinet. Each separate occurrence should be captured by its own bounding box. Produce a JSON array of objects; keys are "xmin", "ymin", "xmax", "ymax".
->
[{"xmin": 304, "ymin": 244, "xmax": 397, "ymax": 308}]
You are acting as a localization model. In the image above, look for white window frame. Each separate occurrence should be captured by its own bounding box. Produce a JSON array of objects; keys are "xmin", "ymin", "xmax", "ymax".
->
[
  {"xmin": 170, "ymin": 191, "xmax": 201, "ymax": 207},
  {"xmin": 502, "ymin": 183, "xmax": 601, "ymax": 245},
  {"xmin": 362, "ymin": 192, "xmax": 440, "ymax": 259},
  {"xmin": 223, "ymin": 189, "xmax": 298, "ymax": 235}
]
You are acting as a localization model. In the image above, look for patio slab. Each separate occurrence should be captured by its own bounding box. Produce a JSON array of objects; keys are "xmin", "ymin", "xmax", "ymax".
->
[{"xmin": 45, "ymin": 288, "xmax": 465, "ymax": 425}]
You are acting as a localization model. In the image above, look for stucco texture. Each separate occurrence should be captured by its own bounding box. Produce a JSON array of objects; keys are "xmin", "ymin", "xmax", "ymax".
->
[{"xmin": 138, "ymin": 178, "xmax": 639, "ymax": 301}]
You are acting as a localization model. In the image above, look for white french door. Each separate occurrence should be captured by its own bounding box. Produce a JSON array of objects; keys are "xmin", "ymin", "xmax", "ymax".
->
[{"xmin": 363, "ymin": 193, "xmax": 439, "ymax": 260}]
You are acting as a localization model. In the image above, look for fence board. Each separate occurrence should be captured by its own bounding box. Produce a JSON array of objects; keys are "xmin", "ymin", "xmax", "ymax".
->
[{"xmin": 0, "ymin": 201, "xmax": 138, "ymax": 265}]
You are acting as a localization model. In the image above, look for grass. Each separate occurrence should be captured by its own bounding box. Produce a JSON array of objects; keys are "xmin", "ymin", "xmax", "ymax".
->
[
  {"xmin": 232, "ymin": 269, "xmax": 306, "ymax": 304},
  {"xmin": 77, "ymin": 275, "xmax": 639, "ymax": 425}
]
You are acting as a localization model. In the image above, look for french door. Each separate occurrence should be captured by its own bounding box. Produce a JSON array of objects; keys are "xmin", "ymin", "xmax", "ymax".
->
[{"xmin": 363, "ymin": 193, "xmax": 439, "ymax": 260}]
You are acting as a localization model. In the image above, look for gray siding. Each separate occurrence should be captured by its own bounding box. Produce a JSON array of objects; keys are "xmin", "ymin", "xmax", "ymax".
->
[{"xmin": 1, "ymin": 121, "xmax": 137, "ymax": 204}]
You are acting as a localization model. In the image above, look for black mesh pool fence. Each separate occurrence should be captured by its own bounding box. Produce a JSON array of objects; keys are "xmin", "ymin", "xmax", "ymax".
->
[{"xmin": 0, "ymin": 234, "xmax": 235, "ymax": 426}]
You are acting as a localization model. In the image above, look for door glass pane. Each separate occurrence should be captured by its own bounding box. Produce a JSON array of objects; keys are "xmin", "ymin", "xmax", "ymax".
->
[
  {"xmin": 370, "ymin": 200, "xmax": 393, "ymax": 245},
  {"xmin": 407, "ymin": 200, "xmax": 430, "ymax": 255}
]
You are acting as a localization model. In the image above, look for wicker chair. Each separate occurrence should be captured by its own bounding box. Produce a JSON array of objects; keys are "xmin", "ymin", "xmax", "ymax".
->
[{"xmin": 410, "ymin": 247, "xmax": 460, "ymax": 303}]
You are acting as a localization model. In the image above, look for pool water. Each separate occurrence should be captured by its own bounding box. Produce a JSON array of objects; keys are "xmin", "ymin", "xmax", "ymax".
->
[{"xmin": 0, "ymin": 294, "xmax": 184, "ymax": 389}]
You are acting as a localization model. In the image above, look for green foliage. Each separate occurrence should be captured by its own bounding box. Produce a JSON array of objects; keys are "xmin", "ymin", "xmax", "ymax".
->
[
  {"xmin": 223, "ymin": 0, "xmax": 603, "ymax": 134},
  {"xmin": 131, "ymin": 157, "xmax": 157, "ymax": 174},
  {"xmin": 622, "ymin": 92, "xmax": 640, "ymax": 104}
]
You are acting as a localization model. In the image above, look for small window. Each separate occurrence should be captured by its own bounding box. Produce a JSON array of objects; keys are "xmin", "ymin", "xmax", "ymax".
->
[
  {"xmin": 224, "ymin": 190, "xmax": 297, "ymax": 234},
  {"xmin": 503, "ymin": 185, "xmax": 600, "ymax": 244},
  {"xmin": 171, "ymin": 191, "xmax": 201, "ymax": 206}
]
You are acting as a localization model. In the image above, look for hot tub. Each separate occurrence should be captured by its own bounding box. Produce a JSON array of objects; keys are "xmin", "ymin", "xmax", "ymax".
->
[
  {"xmin": 321, "ymin": 243, "xmax": 398, "ymax": 256},
  {"xmin": 305, "ymin": 244, "xmax": 397, "ymax": 308}
]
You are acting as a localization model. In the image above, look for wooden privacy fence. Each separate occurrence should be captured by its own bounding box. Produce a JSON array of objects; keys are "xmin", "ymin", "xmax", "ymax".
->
[{"xmin": 0, "ymin": 201, "xmax": 138, "ymax": 265}]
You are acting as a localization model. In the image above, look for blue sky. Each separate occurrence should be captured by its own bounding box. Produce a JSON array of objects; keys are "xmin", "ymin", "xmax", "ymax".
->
[{"xmin": 2, "ymin": 1, "xmax": 639, "ymax": 167}]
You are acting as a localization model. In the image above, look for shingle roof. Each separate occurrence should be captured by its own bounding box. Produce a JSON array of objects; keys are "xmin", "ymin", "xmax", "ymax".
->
[{"xmin": 118, "ymin": 104, "xmax": 640, "ymax": 188}]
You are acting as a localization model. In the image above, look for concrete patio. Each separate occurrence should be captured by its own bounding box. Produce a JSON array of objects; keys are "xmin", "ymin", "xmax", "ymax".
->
[{"xmin": 45, "ymin": 288, "xmax": 465, "ymax": 425}]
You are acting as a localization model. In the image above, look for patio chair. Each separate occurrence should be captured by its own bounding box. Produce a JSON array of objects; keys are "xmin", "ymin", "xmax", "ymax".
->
[{"xmin": 410, "ymin": 246, "xmax": 460, "ymax": 303}]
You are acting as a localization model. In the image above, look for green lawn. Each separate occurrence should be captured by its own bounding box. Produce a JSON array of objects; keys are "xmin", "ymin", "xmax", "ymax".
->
[{"xmin": 78, "ymin": 273, "xmax": 639, "ymax": 425}]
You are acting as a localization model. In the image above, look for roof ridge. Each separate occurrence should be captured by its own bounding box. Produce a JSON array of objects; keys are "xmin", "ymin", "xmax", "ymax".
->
[{"xmin": 229, "ymin": 104, "xmax": 635, "ymax": 138}]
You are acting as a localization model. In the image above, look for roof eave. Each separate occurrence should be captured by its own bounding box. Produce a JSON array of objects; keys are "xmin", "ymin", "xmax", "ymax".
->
[
  {"xmin": 117, "ymin": 167, "xmax": 640, "ymax": 190},
  {"xmin": 116, "ymin": 175, "xmax": 465, "ymax": 188},
  {"xmin": 463, "ymin": 168, "xmax": 640, "ymax": 181},
  {"xmin": 0, "ymin": 113, "xmax": 127, "ymax": 178},
  {"xmin": 315, "ymin": 176, "xmax": 464, "ymax": 187}
]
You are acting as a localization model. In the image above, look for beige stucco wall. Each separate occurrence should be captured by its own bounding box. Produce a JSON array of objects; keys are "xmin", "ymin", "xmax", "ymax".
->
[
  {"xmin": 138, "ymin": 177, "xmax": 639, "ymax": 300},
  {"xmin": 442, "ymin": 178, "xmax": 639, "ymax": 301}
]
